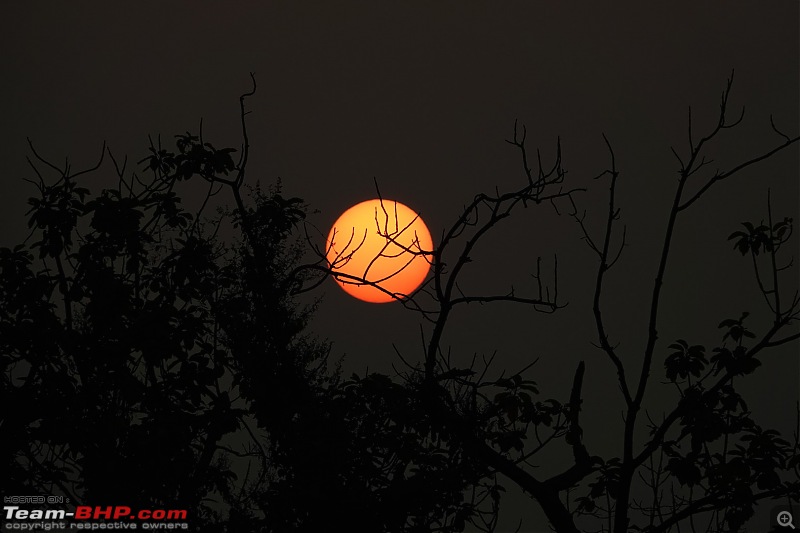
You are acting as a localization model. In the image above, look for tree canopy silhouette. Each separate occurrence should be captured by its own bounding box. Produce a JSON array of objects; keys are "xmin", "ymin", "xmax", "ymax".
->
[{"xmin": 2, "ymin": 72, "xmax": 799, "ymax": 533}]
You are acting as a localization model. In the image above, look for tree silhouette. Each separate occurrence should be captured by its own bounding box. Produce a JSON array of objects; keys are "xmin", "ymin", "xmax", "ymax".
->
[
  {"xmin": 291, "ymin": 71, "xmax": 800, "ymax": 533},
  {"xmin": 1, "ymin": 77, "xmax": 328, "ymax": 527},
  {"xmin": 2, "ymin": 72, "xmax": 798, "ymax": 533}
]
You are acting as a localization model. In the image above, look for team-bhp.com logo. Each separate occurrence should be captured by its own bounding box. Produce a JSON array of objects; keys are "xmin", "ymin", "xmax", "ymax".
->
[
  {"xmin": 4, "ymin": 506, "xmax": 189, "ymax": 529},
  {"xmin": 5, "ymin": 506, "xmax": 187, "ymax": 520}
]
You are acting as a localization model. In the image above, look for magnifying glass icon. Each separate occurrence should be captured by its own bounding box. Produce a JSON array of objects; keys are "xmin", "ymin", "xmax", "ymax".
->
[{"xmin": 778, "ymin": 511, "xmax": 795, "ymax": 529}]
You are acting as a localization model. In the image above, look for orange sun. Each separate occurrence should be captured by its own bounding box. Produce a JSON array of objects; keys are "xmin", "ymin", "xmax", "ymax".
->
[{"xmin": 326, "ymin": 199, "xmax": 433, "ymax": 303}]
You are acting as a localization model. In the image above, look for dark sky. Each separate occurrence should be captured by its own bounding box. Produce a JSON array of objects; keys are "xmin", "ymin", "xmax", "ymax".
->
[{"xmin": 2, "ymin": 2, "xmax": 798, "ymax": 531}]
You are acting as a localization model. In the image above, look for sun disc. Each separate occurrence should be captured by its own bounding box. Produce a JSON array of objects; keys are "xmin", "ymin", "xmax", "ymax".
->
[{"xmin": 326, "ymin": 199, "xmax": 433, "ymax": 303}]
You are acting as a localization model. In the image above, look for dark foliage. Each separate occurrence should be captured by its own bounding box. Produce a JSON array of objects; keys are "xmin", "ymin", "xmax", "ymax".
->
[{"xmin": 3, "ymin": 73, "xmax": 799, "ymax": 533}]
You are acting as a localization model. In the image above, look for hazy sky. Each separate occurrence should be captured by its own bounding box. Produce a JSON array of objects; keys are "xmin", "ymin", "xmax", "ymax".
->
[{"xmin": 2, "ymin": 2, "xmax": 797, "ymax": 530}]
